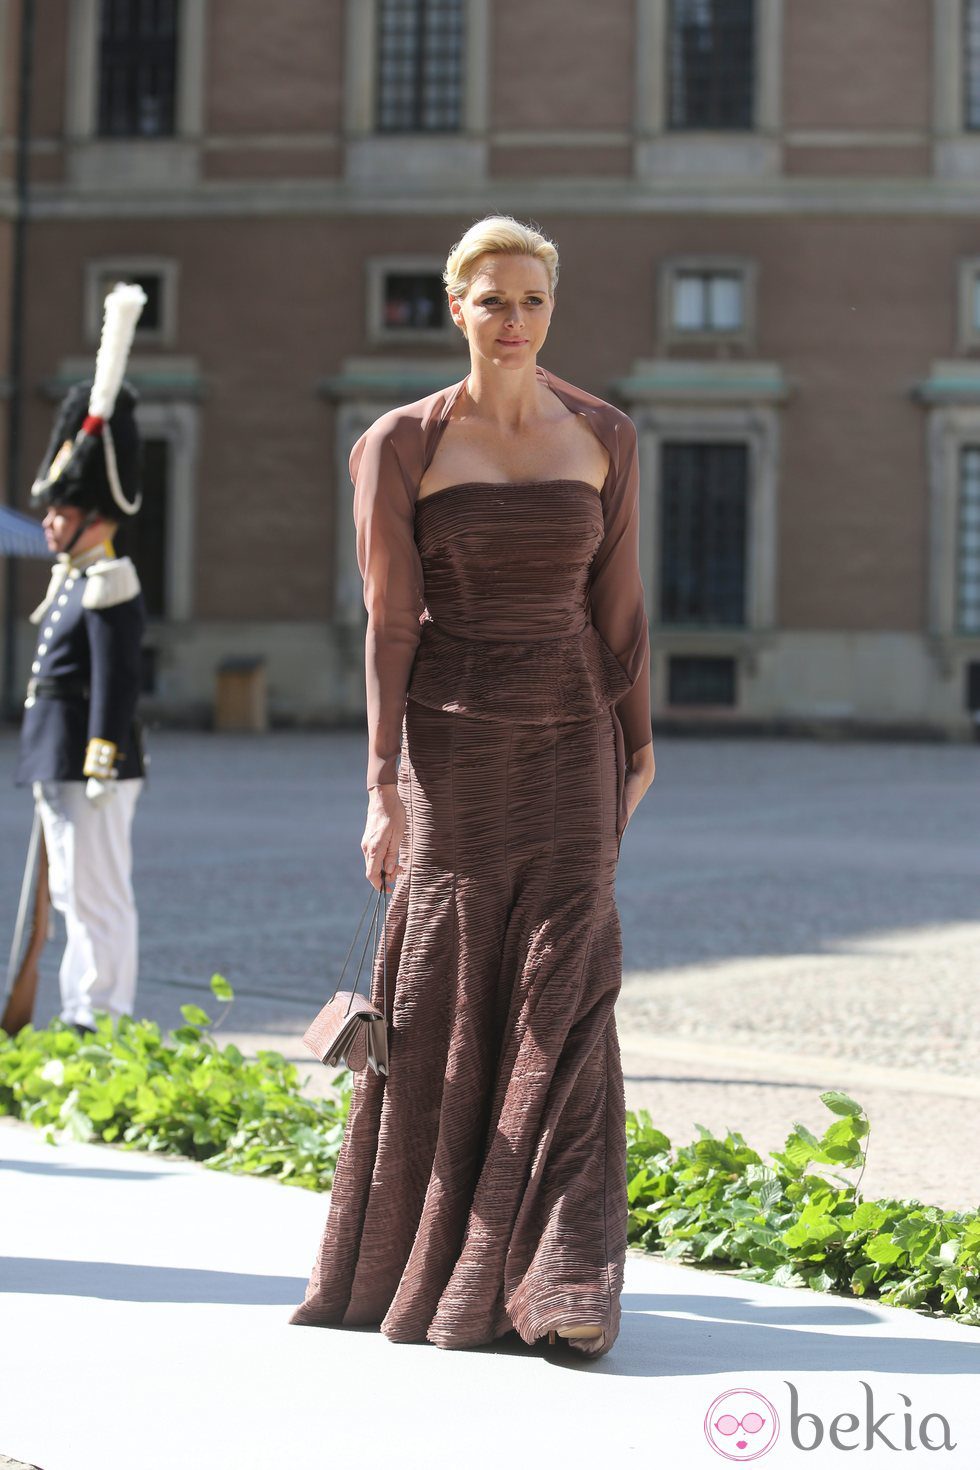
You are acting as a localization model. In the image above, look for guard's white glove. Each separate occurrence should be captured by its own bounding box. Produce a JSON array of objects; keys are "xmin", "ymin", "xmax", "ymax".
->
[{"xmin": 85, "ymin": 777, "xmax": 118, "ymax": 808}]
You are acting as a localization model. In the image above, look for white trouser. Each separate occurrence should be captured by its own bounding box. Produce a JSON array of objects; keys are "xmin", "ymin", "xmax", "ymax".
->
[{"xmin": 33, "ymin": 779, "xmax": 143, "ymax": 1027}]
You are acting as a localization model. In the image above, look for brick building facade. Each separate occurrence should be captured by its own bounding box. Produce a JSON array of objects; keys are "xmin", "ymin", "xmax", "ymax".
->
[{"xmin": 1, "ymin": 0, "xmax": 979, "ymax": 735}]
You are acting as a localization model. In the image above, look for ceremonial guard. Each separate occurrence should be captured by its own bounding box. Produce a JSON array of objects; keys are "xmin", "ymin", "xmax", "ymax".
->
[{"xmin": 14, "ymin": 284, "xmax": 147, "ymax": 1031}]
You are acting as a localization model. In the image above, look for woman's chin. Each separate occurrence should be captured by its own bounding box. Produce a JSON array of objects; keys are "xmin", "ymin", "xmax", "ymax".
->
[{"xmin": 486, "ymin": 349, "xmax": 536, "ymax": 369}]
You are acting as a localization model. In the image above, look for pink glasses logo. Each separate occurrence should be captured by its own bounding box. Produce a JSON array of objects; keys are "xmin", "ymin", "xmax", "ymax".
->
[{"xmin": 704, "ymin": 1389, "xmax": 780, "ymax": 1461}]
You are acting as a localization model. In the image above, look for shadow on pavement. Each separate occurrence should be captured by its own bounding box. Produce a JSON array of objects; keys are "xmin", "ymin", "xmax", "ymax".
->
[
  {"xmin": 577, "ymin": 1294, "xmax": 980, "ymax": 1378},
  {"xmin": 623, "ymin": 1073, "xmax": 820, "ymax": 1090},
  {"xmin": 0, "ymin": 1158, "xmax": 169, "ymax": 1182},
  {"xmin": 3, "ymin": 1258, "xmax": 306, "ymax": 1307}
]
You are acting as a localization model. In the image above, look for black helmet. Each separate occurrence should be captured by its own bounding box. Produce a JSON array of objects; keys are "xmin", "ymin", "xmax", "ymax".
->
[{"xmin": 31, "ymin": 379, "xmax": 142, "ymax": 520}]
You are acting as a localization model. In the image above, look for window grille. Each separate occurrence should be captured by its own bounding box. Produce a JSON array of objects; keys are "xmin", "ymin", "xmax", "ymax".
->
[
  {"xmin": 672, "ymin": 271, "xmax": 744, "ymax": 333},
  {"xmin": 958, "ymin": 448, "xmax": 980, "ymax": 633},
  {"xmin": 667, "ymin": 0, "xmax": 754, "ymax": 131},
  {"xmin": 660, "ymin": 442, "xmax": 749, "ymax": 626},
  {"xmin": 668, "ymin": 655, "xmax": 737, "ymax": 706},
  {"xmin": 376, "ymin": 0, "xmax": 465, "ymax": 133},
  {"xmin": 966, "ymin": 661, "xmax": 980, "ymax": 712},
  {"xmin": 966, "ymin": 0, "xmax": 980, "ymax": 130},
  {"xmin": 97, "ymin": 0, "xmax": 178, "ymax": 139}
]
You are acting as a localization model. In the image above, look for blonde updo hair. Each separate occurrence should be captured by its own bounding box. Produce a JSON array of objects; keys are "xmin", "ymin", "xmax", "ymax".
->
[{"xmin": 443, "ymin": 215, "xmax": 559, "ymax": 301}]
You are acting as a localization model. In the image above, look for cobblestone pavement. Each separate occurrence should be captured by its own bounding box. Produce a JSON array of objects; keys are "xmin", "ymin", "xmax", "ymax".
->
[{"xmin": 1, "ymin": 729, "xmax": 977, "ymax": 1210}]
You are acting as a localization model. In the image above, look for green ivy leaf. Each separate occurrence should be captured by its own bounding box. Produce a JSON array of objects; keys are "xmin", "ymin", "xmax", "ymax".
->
[
  {"xmin": 180, "ymin": 1004, "xmax": 213, "ymax": 1029},
  {"xmin": 820, "ymin": 1091, "xmax": 864, "ymax": 1117},
  {"xmin": 865, "ymin": 1233, "xmax": 905, "ymax": 1264}
]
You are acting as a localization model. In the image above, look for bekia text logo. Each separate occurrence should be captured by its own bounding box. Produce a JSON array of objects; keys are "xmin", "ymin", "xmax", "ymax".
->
[{"xmin": 704, "ymin": 1382, "xmax": 957, "ymax": 1458}]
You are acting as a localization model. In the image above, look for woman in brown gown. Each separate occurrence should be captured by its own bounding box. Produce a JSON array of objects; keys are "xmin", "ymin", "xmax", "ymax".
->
[{"xmin": 291, "ymin": 217, "xmax": 655, "ymax": 1357}]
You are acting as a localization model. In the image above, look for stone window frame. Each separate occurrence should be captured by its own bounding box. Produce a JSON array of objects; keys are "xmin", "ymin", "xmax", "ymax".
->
[
  {"xmin": 634, "ymin": 0, "xmax": 783, "ymax": 180},
  {"xmin": 634, "ymin": 406, "xmax": 778, "ymax": 634},
  {"xmin": 366, "ymin": 255, "xmax": 458, "ymax": 347},
  {"xmin": 958, "ymin": 445, "xmax": 980, "ymax": 632},
  {"xmin": 926, "ymin": 403, "xmax": 980, "ymax": 644},
  {"xmin": 374, "ymin": 0, "xmax": 467, "ymax": 135},
  {"xmin": 934, "ymin": 0, "xmax": 980, "ymax": 176},
  {"xmin": 343, "ymin": 0, "xmax": 489, "ymax": 185},
  {"xmin": 131, "ymin": 399, "xmax": 199, "ymax": 624},
  {"xmin": 344, "ymin": 0, "xmax": 488, "ymax": 136},
  {"xmin": 84, "ymin": 257, "xmax": 180, "ymax": 350},
  {"xmin": 65, "ymin": 0, "xmax": 208, "ymax": 190},
  {"xmin": 659, "ymin": 255, "xmax": 757, "ymax": 350},
  {"xmin": 956, "ymin": 256, "xmax": 980, "ymax": 350},
  {"xmin": 621, "ymin": 400, "xmax": 780, "ymax": 708}
]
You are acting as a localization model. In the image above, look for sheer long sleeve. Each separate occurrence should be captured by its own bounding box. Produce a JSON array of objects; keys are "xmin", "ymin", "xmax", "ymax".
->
[
  {"xmin": 352, "ymin": 417, "xmax": 426, "ymax": 788},
  {"xmin": 588, "ymin": 417, "xmax": 652, "ymax": 768}
]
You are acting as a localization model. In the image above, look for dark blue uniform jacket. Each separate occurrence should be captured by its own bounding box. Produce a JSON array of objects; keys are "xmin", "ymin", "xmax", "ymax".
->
[{"xmin": 16, "ymin": 555, "xmax": 145, "ymax": 785}]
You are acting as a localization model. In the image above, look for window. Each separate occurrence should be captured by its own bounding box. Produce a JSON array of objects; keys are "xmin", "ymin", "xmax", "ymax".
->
[
  {"xmin": 667, "ymin": 0, "xmax": 755, "ymax": 131},
  {"xmin": 85, "ymin": 259, "xmax": 178, "ymax": 347},
  {"xmin": 366, "ymin": 257, "xmax": 456, "ymax": 343},
  {"xmin": 376, "ymin": 0, "xmax": 465, "ymax": 133},
  {"xmin": 966, "ymin": 0, "xmax": 980, "ymax": 130},
  {"xmin": 673, "ymin": 271, "xmax": 743, "ymax": 333},
  {"xmin": 660, "ymin": 258, "xmax": 755, "ymax": 346},
  {"xmin": 660, "ymin": 442, "xmax": 749, "ymax": 625},
  {"xmin": 668, "ymin": 655, "xmax": 737, "ymax": 706},
  {"xmin": 98, "ymin": 271, "xmax": 162, "ymax": 331},
  {"xmin": 957, "ymin": 258, "xmax": 980, "ymax": 350},
  {"xmin": 97, "ymin": 0, "xmax": 179, "ymax": 139},
  {"xmin": 966, "ymin": 660, "xmax": 980, "ymax": 711},
  {"xmin": 958, "ymin": 448, "xmax": 980, "ymax": 632},
  {"xmin": 383, "ymin": 272, "xmax": 446, "ymax": 332}
]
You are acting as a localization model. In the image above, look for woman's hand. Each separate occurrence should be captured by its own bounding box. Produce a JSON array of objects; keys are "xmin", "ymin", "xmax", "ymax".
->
[
  {"xmin": 623, "ymin": 741, "xmax": 656, "ymax": 828},
  {"xmin": 362, "ymin": 783, "xmax": 407, "ymax": 891}
]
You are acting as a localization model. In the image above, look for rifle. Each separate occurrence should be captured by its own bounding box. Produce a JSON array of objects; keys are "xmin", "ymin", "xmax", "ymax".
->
[{"xmin": 1, "ymin": 809, "xmax": 50, "ymax": 1034}]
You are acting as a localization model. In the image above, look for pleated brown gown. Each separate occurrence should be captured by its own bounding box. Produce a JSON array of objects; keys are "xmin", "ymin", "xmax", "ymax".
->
[{"xmin": 291, "ymin": 478, "xmax": 639, "ymax": 1356}]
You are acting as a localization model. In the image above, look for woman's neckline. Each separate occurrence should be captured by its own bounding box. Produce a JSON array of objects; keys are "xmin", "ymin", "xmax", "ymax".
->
[{"xmin": 416, "ymin": 478, "xmax": 602, "ymax": 508}]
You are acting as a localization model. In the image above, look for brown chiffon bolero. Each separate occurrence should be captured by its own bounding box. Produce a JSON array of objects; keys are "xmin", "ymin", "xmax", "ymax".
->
[{"xmin": 351, "ymin": 365, "xmax": 652, "ymax": 796}]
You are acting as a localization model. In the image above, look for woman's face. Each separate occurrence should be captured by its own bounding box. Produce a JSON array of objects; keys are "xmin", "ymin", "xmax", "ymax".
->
[{"xmin": 450, "ymin": 254, "xmax": 554, "ymax": 370}]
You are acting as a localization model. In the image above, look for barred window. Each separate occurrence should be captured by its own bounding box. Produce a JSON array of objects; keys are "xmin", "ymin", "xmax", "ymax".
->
[
  {"xmin": 660, "ymin": 443, "xmax": 749, "ymax": 626},
  {"xmin": 97, "ymin": 0, "xmax": 178, "ymax": 139},
  {"xmin": 376, "ymin": 0, "xmax": 465, "ymax": 133},
  {"xmin": 668, "ymin": 655, "xmax": 737, "ymax": 707},
  {"xmin": 958, "ymin": 449, "xmax": 980, "ymax": 633},
  {"xmin": 966, "ymin": 0, "xmax": 980, "ymax": 130},
  {"xmin": 667, "ymin": 0, "xmax": 755, "ymax": 131}
]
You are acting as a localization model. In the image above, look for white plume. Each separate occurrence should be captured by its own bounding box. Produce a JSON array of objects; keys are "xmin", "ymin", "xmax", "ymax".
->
[{"xmin": 88, "ymin": 282, "xmax": 147, "ymax": 420}]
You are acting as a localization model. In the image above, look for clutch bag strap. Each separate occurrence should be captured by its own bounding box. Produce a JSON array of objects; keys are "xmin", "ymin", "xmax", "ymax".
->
[{"xmin": 329, "ymin": 870, "xmax": 389, "ymax": 1021}]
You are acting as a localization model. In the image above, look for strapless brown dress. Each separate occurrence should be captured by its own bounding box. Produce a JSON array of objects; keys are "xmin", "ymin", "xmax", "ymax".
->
[{"xmin": 291, "ymin": 481, "xmax": 635, "ymax": 1356}]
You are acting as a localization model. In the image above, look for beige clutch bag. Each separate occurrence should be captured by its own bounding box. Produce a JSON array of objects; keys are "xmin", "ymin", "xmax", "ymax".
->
[{"xmin": 303, "ymin": 877, "xmax": 390, "ymax": 1077}]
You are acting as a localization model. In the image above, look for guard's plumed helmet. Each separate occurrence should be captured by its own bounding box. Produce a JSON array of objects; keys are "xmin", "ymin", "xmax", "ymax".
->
[
  {"xmin": 31, "ymin": 380, "xmax": 142, "ymax": 520},
  {"xmin": 30, "ymin": 280, "xmax": 146, "ymax": 521}
]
